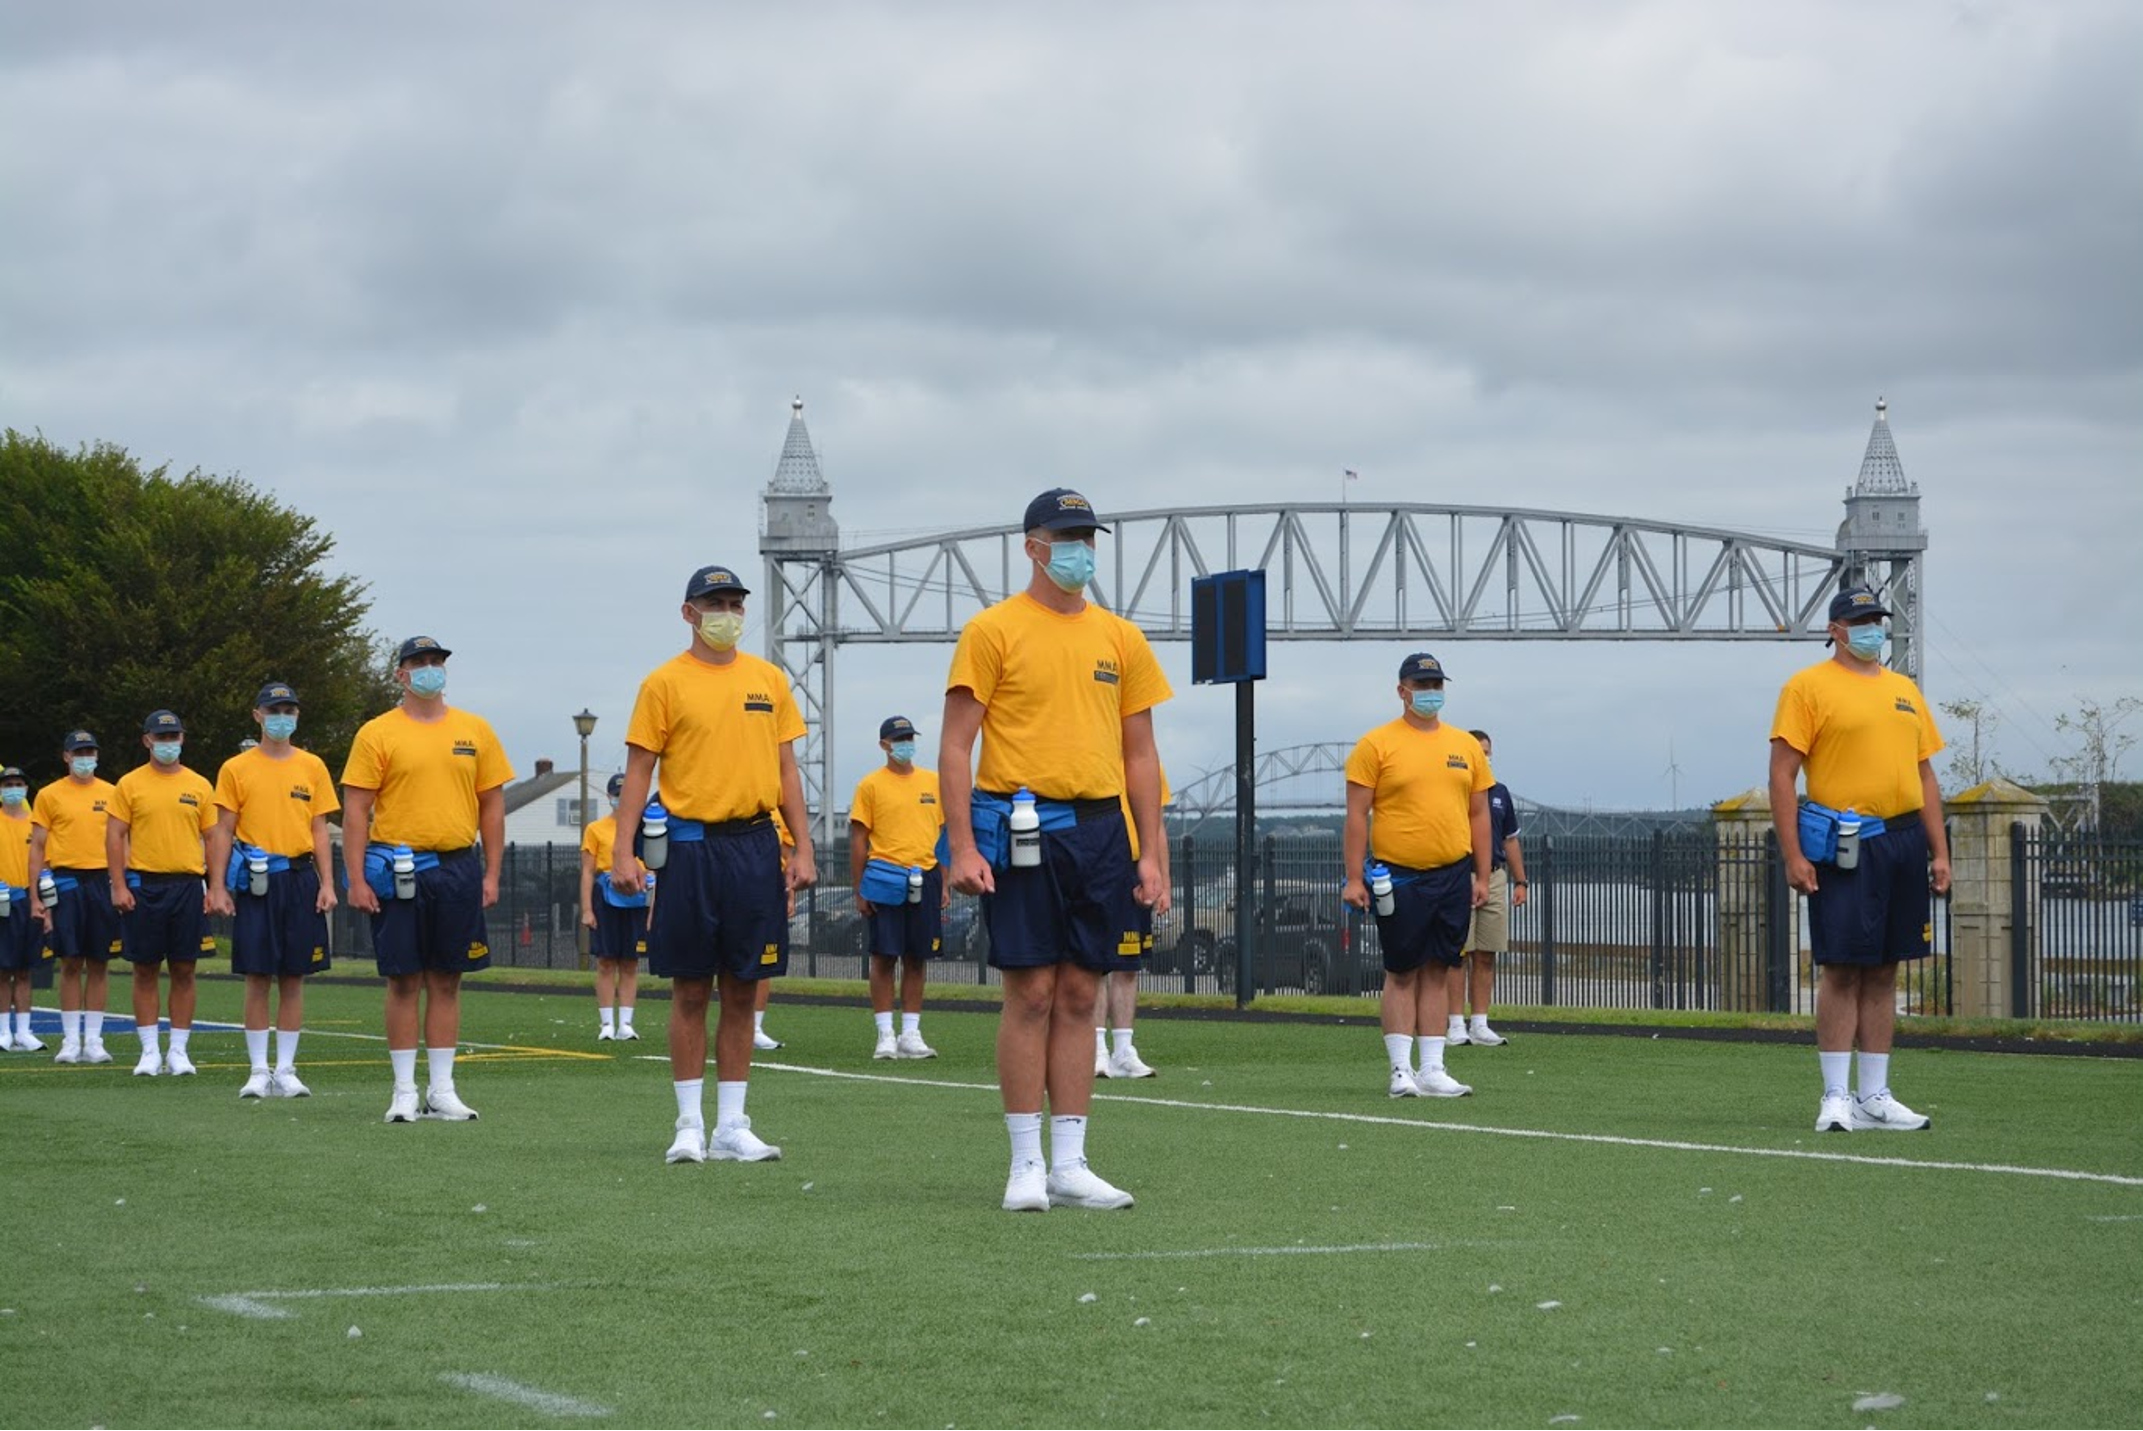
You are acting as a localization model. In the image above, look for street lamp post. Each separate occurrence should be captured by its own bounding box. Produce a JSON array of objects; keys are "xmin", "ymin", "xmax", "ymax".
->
[{"xmin": 573, "ymin": 708, "xmax": 598, "ymax": 970}]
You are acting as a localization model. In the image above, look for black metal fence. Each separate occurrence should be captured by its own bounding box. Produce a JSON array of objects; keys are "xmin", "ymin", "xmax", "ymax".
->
[{"xmin": 2010, "ymin": 824, "xmax": 2143, "ymax": 1020}]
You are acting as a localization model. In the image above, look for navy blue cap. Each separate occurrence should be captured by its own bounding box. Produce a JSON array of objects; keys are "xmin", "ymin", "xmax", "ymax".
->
[
  {"xmin": 1023, "ymin": 487, "xmax": 1109, "ymax": 534},
  {"xmin": 606, "ymin": 773, "xmax": 625, "ymax": 798},
  {"xmin": 395, "ymin": 635, "xmax": 452, "ymax": 664},
  {"xmin": 685, "ymin": 565, "xmax": 751, "ymax": 600},
  {"xmin": 62, "ymin": 729, "xmax": 98, "ymax": 752},
  {"xmin": 880, "ymin": 716, "xmax": 919, "ymax": 741},
  {"xmin": 1398, "ymin": 652, "xmax": 1451, "ymax": 684},
  {"xmin": 143, "ymin": 710, "xmax": 185, "ymax": 736},
  {"xmin": 255, "ymin": 681, "xmax": 301, "ymax": 709},
  {"xmin": 0, "ymin": 766, "xmax": 26, "ymax": 782},
  {"xmin": 1828, "ymin": 585, "xmax": 1891, "ymax": 623}
]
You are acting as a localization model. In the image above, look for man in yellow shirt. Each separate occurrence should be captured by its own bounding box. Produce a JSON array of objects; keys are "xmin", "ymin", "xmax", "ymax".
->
[
  {"xmin": 106, "ymin": 710, "xmax": 218, "ymax": 1077},
  {"xmin": 1770, "ymin": 586, "xmax": 1950, "ymax": 1134},
  {"xmin": 580, "ymin": 772, "xmax": 645, "ymax": 1042},
  {"xmin": 610, "ymin": 565, "xmax": 815, "ymax": 1166},
  {"xmin": 1, "ymin": 766, "xmax": 50, "ymax": 1052},
  {"xmin": 28, "ymin": 730, "xmax": 122, "ymax": 1064},
  {"xmin": 342, "ymin": 637, "xmax": 514, "ymax": 1124},
  {"xmin": 941, "ymin": 488, "xmax": 1170, "ymax": 1213},
  {"xmin": 1342, "ymin": 653, "xmax": 1492, "ymax": 1099},
  {"xmin": 851, "ymin": 714, "xmax": 946, "ymax": 1060},
  {"xmin": 206, "ymin": 682, "xmax": 340, "ymax": 1098}
]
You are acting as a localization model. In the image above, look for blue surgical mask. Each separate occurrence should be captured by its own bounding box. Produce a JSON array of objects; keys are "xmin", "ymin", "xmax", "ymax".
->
[
  {"xmin": 1044, "ymin": 540, "xmax": 1095, "ymax": 594},
  {"xmin": 407, "ymin": 666, "xmax": 448, "ymax": 698},
  {"xmin": 1846, "ymin": 623, "xmax": 1887, "ymax": 659},
  {"xmin": 890, "ymin": 741, "xmax": 917, "ymax": 764},
  {"xmin": 1, "ymin": 787, "xmax": 24, "ymax": 808},
  {"xmin": 1410, "ymin": 690, "xmax": 1446, "ymax": 718},
  {"xmin": 151, "ymin": 741, "xmax": 183, "ymax": 766},
  {"xmin": 263, "ymin": 714, "xmax": 298, "ymax": 742},
  {"xmin": 70, "ymin": 756, "xmax": 99, "ymax": 778}
]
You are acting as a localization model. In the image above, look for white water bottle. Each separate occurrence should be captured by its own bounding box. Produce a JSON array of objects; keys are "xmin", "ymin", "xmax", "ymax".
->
[
  {"xmin": 248, "ymin": 850, "xmax": 270, "ymax": 897},
  {"xmin": 38, "ymin": 870, "xmax": 59, "ymax": 907},
  {"xmin": 1369, "ymin": 863, "xmax": 1395, "ymax": 917},
  {"xmin": 907, "ymin": 866, "xmax": 923, "ymax": 904},
  {"xmin": 0, "ymin": 882, "xmax": 10, "ymax": 916},
  {"xmin": 1009, "ymin": 788, "xmax": 1042, "ymax": 868},
  {"xmin": 392, "ymin": 844, "xmax": 417, "ymax": 900},
  {"xmin": 1835, "ymin": 815, "xmax": 1862, "ymax": 871},
  {"xmin": 641, "ymin": 799, "xmax": 669, "ymax": 871}
]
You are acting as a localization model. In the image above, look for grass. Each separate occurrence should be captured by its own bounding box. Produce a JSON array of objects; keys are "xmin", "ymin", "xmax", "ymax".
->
[{"xmin": 9, "ymin": 974, "xmax": 2143, "ymax": 1428}]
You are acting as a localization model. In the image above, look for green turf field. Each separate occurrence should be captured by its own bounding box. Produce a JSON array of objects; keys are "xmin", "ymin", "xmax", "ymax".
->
[{"xmin": 9, "ymin": 977, "xmax": 2141, "ymax": 1428}]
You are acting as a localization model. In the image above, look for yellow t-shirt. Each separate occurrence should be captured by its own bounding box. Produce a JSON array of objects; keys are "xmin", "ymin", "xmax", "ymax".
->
[
  {"xmin": 1770, "ymin": 659, "xmax": 1943, "ymax": 820},
  {"xmin": 109, "ymin": 766, "xmax": 217, "ymax": 875},
  {"xmin": 581, "ymin": 814, "xmax": 619, "ymax": 874},
  {"xmin": 1344, "ymin": 719, "xmax": 1491, "ymax": 869},
  {"xmin": 341, "ymin": 706, "xmax": 515, "ymax": 850},
  {"xmin": 1, "ymin": 808, "xmax": 32, "ymax": 887},
  {"xmin": 31, "ymin": 777, "xmax": 117, "ymax": 870},
  {"xmin": 851, "ymin": 766, "xmax": 944, "ymax": 869},
  {"xmin": 946, "ymin": 594, "xmax": 1173, "ymax": 800},
  {"xmin": 624, "ymin": 651, "xmax": 806, "ymax": 823},
  {"xmin": 215, "ymin": 747, "xmax": 340, "ymax": 859}
]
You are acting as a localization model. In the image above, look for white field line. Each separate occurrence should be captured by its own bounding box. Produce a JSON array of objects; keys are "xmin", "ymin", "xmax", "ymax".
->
[
  {"xmin": 28, "ymin": 1004, "xmax": 549, "ymax": 1053},
  {"xmin": 440, "ymin": 1372, "xmax": 612, "ymax": 1419},
  {"xmin": 199, "ymin": 1282, "xmax": 543, "ymax": 1320},
  {"xmin": 2087, "ymin": 1213, "xmax": 2143, "ymax": 1222},
  {"xmin": 1073, "ymin": 1242, "xmax": 1450, "ymax": 1260},
  {"xmin": 754, "ymin": 1061, "xmax": 2143, "ymax": 1189}
]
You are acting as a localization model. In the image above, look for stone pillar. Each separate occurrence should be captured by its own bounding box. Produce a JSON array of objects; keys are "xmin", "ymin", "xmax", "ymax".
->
[
  {"xmin": 1713, "ymin": 787, "xmax": 1777, "ymax": 1012},
  {"xmin": 1946, "ymin": 778, "xmax": 2051, "ymax": 1018}
]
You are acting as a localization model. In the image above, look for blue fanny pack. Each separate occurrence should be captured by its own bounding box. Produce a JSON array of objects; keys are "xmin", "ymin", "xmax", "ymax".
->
[
  {"xmin": 858, "ymin": 858, "xmax": 913, "ymax": 905},
  {"xmin": 1796, "ymin": 801, "xmax": 1887, "ymax": 865},
  {"xmin": 597, "ymin": 870, "xmax": 653, "ymax": 909},
  {"xmin": 363, "ymin": 843, "xmax": 442, "ymax": 899},
  {"xmin": 969, "ymin": 791, "xmax": 1077, "ymax": 870},
  {"xmin": 224, "ymin": 844, "xmax": 293, "ymax": 893},
  {"xmin": 49, "ymin": 873, "xmax": 80, "ymax": 895}
]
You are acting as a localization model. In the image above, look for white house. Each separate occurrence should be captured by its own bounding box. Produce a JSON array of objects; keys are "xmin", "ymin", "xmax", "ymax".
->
[{"xmin": 499, "ymin": 759, "xmax": 618, "ymax": 849}]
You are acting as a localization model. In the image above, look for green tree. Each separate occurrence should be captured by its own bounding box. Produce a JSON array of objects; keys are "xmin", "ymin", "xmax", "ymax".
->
[{"xmin": 0, "ymin": 431, "xmax": 398, "ymax": 788}]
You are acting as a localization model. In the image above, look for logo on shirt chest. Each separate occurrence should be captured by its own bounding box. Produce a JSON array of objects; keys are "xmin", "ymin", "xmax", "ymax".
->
[
  {"xmin": 918, "ymin": 793, "xmax": 937, "ymax": 806},
  {"xmin": 1093, "ymin": 656, "xmax": 1120, "ymax": 686},
  {"xmin": 743, "ymin": 690, "xmax": 775, "ymax": 713},
  {"xmin": 1894, "ymin": 697, "xmax": 1918, "ymax": 716},
  {"xmin": 289, "ymin": 786, "xmax": 313, "ymax": 804},
  {"xmin": 178, "ymin": 793, "xmax": 201, "ymax": 808},
  {"xmin": 452, "ymin": 742, "xmax": 479, "ymax": 758},
  {"xmin": 1445, "ymin": 754, "xmax": 1470, "ymax": 771}
]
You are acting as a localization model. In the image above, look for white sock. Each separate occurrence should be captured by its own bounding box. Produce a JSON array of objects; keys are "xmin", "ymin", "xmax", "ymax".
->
[
  {"xmin": 1095, "ymin": 1027, "xmax": 1109, "ymax": 1052},
  {"xmin": 674, "ymin": 1077, "xmax": 704, "ymax": 1125},
  {"xmin": 85, "ymin": 1010, "xmax": 106, "ymax": 1039},
  {"xmin": 1383, "ymin": 1032, "xmax": 1412, "ymax": 1070},
  {"xmin": 1857, "ymin": 1053, "xmax": 1890, "ymax": 1100},
  {"xmin": 619, "ymin": 1005, "xmax": 634, "ymax": 1029},
  {"xmin": 62, "ymin": 1009, "xmax": 82, "ymax": 1041},
  {"xmin": 1111, "ymin": 1028, "xmax": 1134, "ymax": 1056},
  {"xmin": 1006, "ymin": 1111, "xmax": 1043, "ymax": 1165},
  {"xmin": 1819, "ymin": 1050, "xmax": 1852, "ymax": 1097},
  {"xmin": 169, "ymin": 1026, "xmax": 191, "ymax": 1054},
  {"xmin": 13, "ymin": 1010, "xmax": 28, "ymax": 1041},
  {"xmin": 245, "ymin": 1028, "xmax": 271, "ymax": 1070},
  {"xmin": 1050, "ymin": 1114, "xmax": 1088, "ymax": 1171},
  {"xmin": 901, "ymin": 1012, "xmax": 921, "ymax": 1038},
  {"xmin": 875, "ymin": 1011, "xmax": 895, "ymax": 1036},
  {"xmin": 1470, "ymin": 1014, "xmax": 1491, "ymax": 1032},
  {"xmin": 715, "ymin": 1080, "xmax": 747, "ymax": 1127},
  {"xmin": 599, "ymin": 1006, "xmax": 615, "ymax": 1033},
  {"xmin": 274, "ymin": 1029, "xmax": 301, "ymax": 1072},
  {"xmin": 1447, "ymin": 1016, "xmax": 1466, "ymax": 1037},
  {"xmin": 139, "ymin": 1021, "xmax": 162, "ymax": 1054},
  {"xmin": 389, "ymin": 1047, "xmax": 418, "ymax": 1088},
  {"xmin": 753, "ymin": 1010, "xmax": 766, "ymax": 1034},
  {"xmin": 1417, "ymin": 1035, "xmax": 1446, "ymax": 1073},
  {"xmin": 425, "ymin": 1046, "xmax": 456, "ymax": 1091}
]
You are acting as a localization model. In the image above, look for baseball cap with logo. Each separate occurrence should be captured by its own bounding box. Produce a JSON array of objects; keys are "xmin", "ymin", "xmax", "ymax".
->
[
  {"xmin": 606, "ymin": 773, "xmax": 626, "ymax": 798},
  {"xmin": 1022, "ymin": 488, "xmax": 1110, "ymax": 534},
  {"xmin": 395, "ymin": 635, "xmax": 452, "ymax": 664},
  {"xmin": 1, "ymin": 766, "xmax": 27, "ymax": 783},
  {"xmin": 255, "ymin": 681, "xmax": 301, "ymax": 709},
  {"xmin": 143, "ymin": 710, "xmax": 185, "ymax": 735},
  {"xmin": 1828, "ymin": 585, "xmax": 1891, "ymax": 623},
  {"xmin": 63, "ymin": 729, "xmax": 98, "ymax": 752},
  {"xmin": 685, "ymin": 565, "xmax": 750, "ymax": 600},
  {"xmin": 1398, "ymin": 652, "xmax": 1452, "ymax": 684},
  {"xmin": 880, "ymin": 716, "xmax": 919, "ymax": 741}
]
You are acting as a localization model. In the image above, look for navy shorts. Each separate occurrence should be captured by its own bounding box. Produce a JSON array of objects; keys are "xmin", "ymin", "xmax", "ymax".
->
[
  {"xmin": 866, "ymin": 865, "xmax": 945, "ymax": 960},
  {"xmin": 48, "ymin": 869, "xmax": 124, "ymax": 962},
  {"xmin": 369, "ymin": 848, "xmax": 492, "ymax": 977},
  {"xmin": 1102, "ymin": 900, "xmax": 1155, "ymax": 975},
  {"xmin": 1, "ymin": 903, "xmax": 51, "ymax": 972},
  {"xmin": 985, "ymin": 813, "xmax": 1144, "ymax": 973},
  {"xmin": 592, "ymin": 898, "xmax": 649, "ymax": 963},
  {"xmin": 644, "ymin": 823, "xmax": 787, "ymax": 983},
  {"xmin": 231, "ymin": 866, "xmax": 332, "ymax": 979},
  {"xmin": 1810, "ymin": 816, "xmax": 1934, "ymax": 967},
  {"xmin": 1374, "ymin": 858, "xmax": 1474, "ymax": 975},
  {"xmin": 123, "ymin": 873, "xmax": 213, "ymax": 965}
]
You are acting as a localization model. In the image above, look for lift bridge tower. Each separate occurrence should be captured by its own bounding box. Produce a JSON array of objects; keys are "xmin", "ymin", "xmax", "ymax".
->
[
  {"xmin": 758, "ymin": 397, "xmax": 842, "ymax": 852},
  {"xmin": 1837, "ymin": 397, "xmax": 1927, "ymax": 682}
]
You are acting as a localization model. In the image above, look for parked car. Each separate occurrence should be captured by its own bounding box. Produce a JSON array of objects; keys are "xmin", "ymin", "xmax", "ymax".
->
[{"xmin": 1214, "ymin": 890, "xmax": 1379, "ymax": 996}]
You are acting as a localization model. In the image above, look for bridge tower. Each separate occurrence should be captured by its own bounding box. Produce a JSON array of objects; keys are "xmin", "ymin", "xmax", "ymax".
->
[
  {"xmin": 758, "ymin": 397, "xmax": 841, "ymax": 851},
  {"xmin": 1836, "ymin": 396, "xmax": 1927, "ymax": 681}
]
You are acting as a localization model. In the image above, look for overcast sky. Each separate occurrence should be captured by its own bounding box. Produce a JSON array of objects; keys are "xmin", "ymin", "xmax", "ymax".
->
[{"xmin": 5, "ymin": 1, "xmax": 2139, "ymax": 823}]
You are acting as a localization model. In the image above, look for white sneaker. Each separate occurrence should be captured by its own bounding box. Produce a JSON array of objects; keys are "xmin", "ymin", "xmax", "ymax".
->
[
  {"xmin": 270, "ymin": 1069, "xmax": 311, "ymax": 1099},
  {"xmin": 1414, "ymin": 1067, "xmax": 1473, "ymax": 1098},
  {"xmin": 597, "ymin": 1025, "xmax": 615, "ymax": 1041},
  {"xmin": 239, "ymin": 1068, "xmax": 273, "ymax": 1099},
  {"xmin": 0, "ymin": 1029, "xmax": 17, "ymax": 1052},
  {"xmin": 1108, "ymin": 1045, "xmax": 1156, "ymax": 1079},
  {"xmin": 1446, "ymin": 1023, "xmax": 1471, "ymax": 1046},
  {"xmin": 384, "ymin": 1085, "xmax": 422, "ymax": 1123},
  {"xmin": 752, "ymin": 1029, "xmax": 784, "ymax": 1051},
  {"xmin": 1815, "ymin": 1090, "xmax": 1854, "ymax": 1133},
  {"xmin": 1469, "ymin": 1023, "xmax": 1507, "ymax": 1047},
  {"xmin": 133, "ymin": 1050, "xmax": 163, "ymax": 1076},
  {"xmin": 710, "ymin": 1117, "xmax": 781, "ymax": 1162},
  {"xmin": 83, "ymin": 1038, "xmax": 113, "ymax": 1065},
  {"xmin": 1852, "ymin": 1089, "xmax": 1931, "ymax": 1132},
  {"xmin": 1046, "ymin": 1158, "xmax": 1135, "ymax": 1210},
  {"xmin": 618, "ymin": 1025, "xmax": 640, "ymax": 1041},
  {"xmin": 166, "ymin": 1048, "xmax": 197, "ymax": 1076},
  {"xmin": 1095, "ymin": 1046, "xmax": 1111, "ymax": 1077},
  {"xmin": 56, "ymin": 1038, "xmax": 82, "ymax": 1064},
  {"xmin": 1388, "ymin": 1066, "xmax": 1422, "ymax": 1098},
  {"xmin": 14, "ymin": 1029, "xmax": 44, "ymax": 1053},
  {"xmin": 896, "ymin": 1031, "xmax": 937, "ymax": 1060},
  {"xmin": 873, "ymin": 1032, "xmax": 900, "ymax": 1060},
  {"xmin": 424, "ymin": 1084, "xmax": 479, "ymax": 1121},
  {"xmin": 1002, "ymin": 1158, "xmax": 1050, "ymax": 1212},
  {"xmin": 665, "ymin": 1118, "xmax": 708, "ymax": 1164}
]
